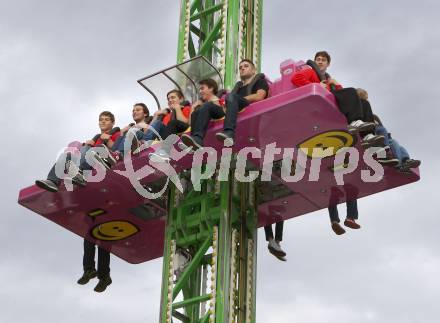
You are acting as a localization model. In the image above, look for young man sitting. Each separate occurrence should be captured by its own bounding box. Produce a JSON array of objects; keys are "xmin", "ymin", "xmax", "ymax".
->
[
  {"xmin": 291, "ymin": 51, "xmax": 384, "ymax": 148},
  {"xmin": 147, "ymin": 90, "xmax": 192, "ymax": 162},
  {"xmin": 181, "ymin": 78, "xmax": 223, "ymax": 149},
  {"xmin": 110, "ymin": 103, "xmax": 151, "ymax": 159},
  {"xmin": 35, "ymin": 111, "xmax": 121, "ymax": 192},
  {"xmin": 182, "ymin": 59, "xmax": 269, "ymax": 149}
]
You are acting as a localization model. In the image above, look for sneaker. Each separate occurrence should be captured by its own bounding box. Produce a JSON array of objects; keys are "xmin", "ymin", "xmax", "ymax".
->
[
  {"xmin": 77, "ymin": 269, "xmax": 97, "ymax": 285},
  {"xmin": 375, "ymin": 146, "xmax": 399, "ymax": 166},
  {"xmin": 215, "ymin": 131, "xmax": 234, "ymax": 147},
  {"xmin": 267, "ymin": 239, "xmax": 287, "ymax": 258},
  {"xmin": 361, "ymin": 134, "xmax": 385, "ymax": 148},
  {"xmin": 149, "ymin": 149, "xmax": 170, "ymax": 163},
  {"xmin": 70, "ymin": 171, "xmax": 87, "ymax": 187},
  {"xmin": 402, "ymin": 159, "xmax": 421, "ymax": 169},
  {"xmin": 347, "ymin": 120, "xmax": 376, "ymax": 135},
  {"xmin": 96, "ymin": 145, "xmax": 118, "ymax": 167},
  {"xmin": 35, "ymin": 179, "xmax": 58, "ymax": 193},
  {"xmin": 378, "ymin": 157, "xmax": 399, "ymax": 166},
  {"xmin": 94, "ymin": 275, "xmax": 112, "ymax": 293},
  {"xmin": 181, "ymin": 134, "xmax": 203, "ymax": 150},
  {"xmin": 90, "ymin": 150, "xmax": 111, "ymax": 170},
  {"xmin": 331, "ymin": 221, "xmax": 346, "ymax": 235},
  {"xmin": 177, "ymin": 141, "xmax": 194, "ymax": 154},
  {"xmin": 275, "ymin": 255, "xmax": 287, "ymax": 262},
  {"xmin": 344, "ymin": 218, "xmax": 361, "ymax": 229}
]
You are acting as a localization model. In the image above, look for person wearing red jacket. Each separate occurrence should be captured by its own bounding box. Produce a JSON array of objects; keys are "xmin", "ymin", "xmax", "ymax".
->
[
  {"xmin": 35, "ymin": 111, "xmax": 121, "ymax": 192},
  {"xmin": 291, "ymin": 51, "xmax": 384, "ymax": 148},
  {"xmin": 148, "ymin": 89, "xmax": 192, "ymax": 162}
]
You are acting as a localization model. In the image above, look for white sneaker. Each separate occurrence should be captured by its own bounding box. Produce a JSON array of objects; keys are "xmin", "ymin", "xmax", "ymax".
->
[
  {"xmin": 361, "ymin": 134, "xmax": 385, "ymax": 148},
  {"xmin": 177, "ymin": 141, "xmax": 194, "ymax": 154},
  {"xmin": 268, "ymin": 239, "xmax": 286, "ymax": 258},
  {"xmin": 347, "ymin": 120, "xmax": 375, "ymax": 134}
]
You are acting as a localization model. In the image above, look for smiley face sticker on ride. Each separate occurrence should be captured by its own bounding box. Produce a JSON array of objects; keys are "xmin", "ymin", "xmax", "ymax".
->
[
  {"xmin": 91, "ymin": 221, "xmax": 139, "ymax": 241},
  {"xmin": 298, "ymin": 130, "xmax": 355, "ymax": 158}
]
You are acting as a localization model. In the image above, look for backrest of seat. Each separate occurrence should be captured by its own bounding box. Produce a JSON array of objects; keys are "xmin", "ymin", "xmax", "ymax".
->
[{"xmin": 269, "ymin": 59, "xmax": 308, "ymax": 96}]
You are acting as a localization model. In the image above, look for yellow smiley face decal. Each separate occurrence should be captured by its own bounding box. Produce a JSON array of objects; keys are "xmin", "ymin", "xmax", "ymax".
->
[
  {"xmin": 298, "ymin": 130, "xmax": 355, "ymax": 158},
  {"xmin": 91, "ymin": 221, "xmax": 139, "ymax": 241}
]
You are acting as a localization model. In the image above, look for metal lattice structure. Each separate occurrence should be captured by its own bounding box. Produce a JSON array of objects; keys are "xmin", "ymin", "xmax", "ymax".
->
[
  {"xmin": 160, "ymin": 2, "xmax": 263, "ymax": 322},
  {"xmin": 160, "ymin": 169, "xmax": 258, "ymax": 322},
  {"xmin": 176, "ymin": 0, "xmax": 263, "ymax": 88}
]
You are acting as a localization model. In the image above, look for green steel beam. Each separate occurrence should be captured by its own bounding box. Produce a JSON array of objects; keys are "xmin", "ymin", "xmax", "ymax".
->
[
  {"xmin": 173, "ymin": 237, "xmax": 211, "ymax": 299},
  {"xmin": 198, "ymin": 19, "xmax": 222, "ymax": 56},
  {"xmin": 172, "ymin": 294, "xmax": 212, "ymax": 310},
  {"xmin": 190, "ymin": 3, "xmax": 223, "ymax": 21}
]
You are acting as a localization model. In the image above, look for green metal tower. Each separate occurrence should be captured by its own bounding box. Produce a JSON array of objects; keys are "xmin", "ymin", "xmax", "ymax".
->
[
  {"xmin": 176, "ymin": 0, "xmax": 263, "ymax": 87},
  {"xmin": 159, "ymin": 1, "xmax": 263, "ymax": 322}
]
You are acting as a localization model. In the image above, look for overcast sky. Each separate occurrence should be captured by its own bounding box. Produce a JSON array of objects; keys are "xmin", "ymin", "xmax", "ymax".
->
[{"xmin": 1, "ymin": 1, "xmax": 439, "ymax": 322}]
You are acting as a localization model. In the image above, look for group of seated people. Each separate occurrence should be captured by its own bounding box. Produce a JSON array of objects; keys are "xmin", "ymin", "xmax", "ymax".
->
[
  {"xmin": 34, "ymin": 52, "xmax": 421, "ymax": 286},
  {"xmin": 265, "ymin": 51, "xmax": 421, "ymax": 261}
]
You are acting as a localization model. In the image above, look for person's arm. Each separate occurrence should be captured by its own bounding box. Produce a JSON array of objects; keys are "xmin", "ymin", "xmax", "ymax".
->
[
  {"xmin": 291, "ymin": 68, "xmax": 316, "ymax": 87},
  {"xmin": 120, "ymin": 124, "xmax": 133, "ymax": 134},
  {"xmin": 329, "ymin": 79, "xmax": 342, "ymax": 90},
  {"xmin": 152, "ymin": 109, "xmax": 168, "ymax": 121},
  {"xmin": 105, "ymin": 132, "xmax": 121, "ymax": 149},
  {"xmin": 244, "ymin": 89, "xmax": 267, "ymax": 103},
  {"xmin": 244, "ymin": 78, "xmax": 269, "ymax": 103},
  {"xmin": 171, "ymin": 103, "xmax": 189, "ymax": 123}
]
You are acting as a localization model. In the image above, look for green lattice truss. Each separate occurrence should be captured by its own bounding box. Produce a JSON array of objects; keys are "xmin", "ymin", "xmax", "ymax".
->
[
  {"xmin": 159, "ymin": 1, "xmax": 263, "ymax": 322},
  {"xmin": 176, "ymin": 0, "xmax": 263, "ymax": 88},
  {"xmin": 160, "ymin": 168, "xmax": 258, "ymax": 323}
]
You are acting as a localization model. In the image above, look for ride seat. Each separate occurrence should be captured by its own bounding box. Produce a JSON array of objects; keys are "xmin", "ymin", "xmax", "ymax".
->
[{"xmin": 269, "ymin": 59, "xmax": 307, "ymax": 96}]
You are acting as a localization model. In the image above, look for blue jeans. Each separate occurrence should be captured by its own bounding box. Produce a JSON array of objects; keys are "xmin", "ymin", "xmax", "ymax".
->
[
  {"xmin": 47, "ymin": 145, "xmax": 92, "ymax": 185},
  {"xmin": 112, "ymin": 129, "xmax": 144, "ymax": 155},
  {"xmin": 375, "ymin": 125, "xmax": 410, "ymax": 166},
  {"xmin": 143, "ymin": 119, "xmax": 166, "ymax": 141},
  {"xmin": 328, "ymin": 200, "xmax": 358, "ymax": 223},
  {"xmin": 390, "ymin": 138, "xmax": 410, "ymax": 166}
]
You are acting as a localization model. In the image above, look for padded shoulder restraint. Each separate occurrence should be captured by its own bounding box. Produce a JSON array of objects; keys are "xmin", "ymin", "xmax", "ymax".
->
[
  {"xmin": 231, "ymin": 73, "xmax": 266, "ymax": 97},
  {"xmin": 92, "ymin": 127, "xmax": 121, "ymax": 142},
  {"xmin": 306, "ymin": 60, "xmax": 336, "ymax": 91}
]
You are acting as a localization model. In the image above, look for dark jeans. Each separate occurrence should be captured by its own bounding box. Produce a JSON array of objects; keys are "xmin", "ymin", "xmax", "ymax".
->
[
  {"xmin": 112, "ymin": 129, "xmax": 144, "ymax": 154},
  {"xmin": 223, "ymin": 93, "xmax": 250, "ymax": 136},
  {"xmin": 159, "ymin": 119, "xmax": 189, "ymax": 153},
  {"xmin": 360, "ymin": 99, "xmax": 374, "ymax": 123},
  {"xmin": 190, "ymin": 102, "xmax": 226, "ymax": 142},
  {"xmin": 47, "ymin": 145, "xmax": 92, "ymax": 186},
  {"xmin": 264, "ymin": 221, "xmax": 284, "ymax": 241},
  {"xmin": 83, "ymin": 239, "xmax": 110, "ymax": 279},
  {"xmin": 331, "ymin": 88, "xmax": 364, "ymax": 124},
  {"xmin": 328, "ymin": 200, "xmax": 358, "ymax": 223}
]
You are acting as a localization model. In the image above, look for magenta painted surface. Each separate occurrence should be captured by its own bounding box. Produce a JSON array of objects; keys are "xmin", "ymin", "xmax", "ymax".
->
[{"xmin": 18, "ymin": 62, "xmax": 420, "ymax": 264}]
